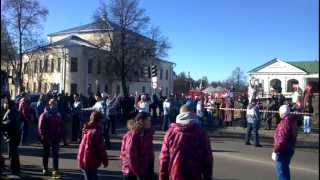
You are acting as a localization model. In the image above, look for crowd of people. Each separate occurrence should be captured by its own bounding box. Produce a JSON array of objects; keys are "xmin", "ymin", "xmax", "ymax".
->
[{"xmin": 0, "ymin": 84, "xmax": 315, "ymax": 180}]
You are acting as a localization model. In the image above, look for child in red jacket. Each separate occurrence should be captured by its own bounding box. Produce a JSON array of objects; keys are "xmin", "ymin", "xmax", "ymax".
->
[
  {"xmin": 120, "ymin": 112, "xmax": 155, "ymax": 180},
  {"xmin": 77, "ymin": 111, "xmax": 108, "ymax": 180}
]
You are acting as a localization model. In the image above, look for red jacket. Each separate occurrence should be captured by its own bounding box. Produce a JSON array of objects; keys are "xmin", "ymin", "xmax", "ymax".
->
[
  {"xmin": 120, "ymin": 129, "xmax": 154, "ymax": 177},
  {"xmin": 159, "ymin": 123, "xmax": 213, "ymax": 180},
  {"xmin": 38, "ymin": 109, "xmax": 63, "ymax": 144},
  {"xmin": 19, "ymin": 98, "xmax": 31, "ymax": 121},
  {"xmin": 273, "ymin": 114, "xmax": 298, "ymax": 153},
  {"xmin": 77, "ymin": 123, "xmax": 108, "ymax": 170}
]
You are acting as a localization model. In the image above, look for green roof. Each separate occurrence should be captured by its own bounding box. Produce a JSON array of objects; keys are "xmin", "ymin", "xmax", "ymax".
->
[{"xmin": 286, "ymin": 61, "xmax": 319, "ymax": 74}]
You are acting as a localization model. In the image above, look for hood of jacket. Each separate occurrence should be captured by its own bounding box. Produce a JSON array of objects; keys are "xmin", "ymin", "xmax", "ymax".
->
[
  {"xmin": 170, "ymin": 122, "xmax": 200, "ymax": 133},
  {"xmin": 175, "ymin": 112, "xmax": 200, "ymax": 125},
  {"xmin": 82, "ymin": 123, "xmax": 102, "ymax": 134}
]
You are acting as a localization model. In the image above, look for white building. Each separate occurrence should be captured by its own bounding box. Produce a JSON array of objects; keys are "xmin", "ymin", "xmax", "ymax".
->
[
  {"xmin": 16, "ymin": 21, "xmax": 175, "ymax": 97},
  {"xmin": 248, "ymin": 58, "xmax": 319, "ymax": 98}
]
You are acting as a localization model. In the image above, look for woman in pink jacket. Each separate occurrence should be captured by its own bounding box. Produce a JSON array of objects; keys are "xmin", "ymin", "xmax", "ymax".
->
[
  {"xmin": 77, "ymin": 111, "xmax": 108, "ymax": 180},
  {"xmin": 120, "ymin": 112, "xmax": 155, "ymax": 180}
]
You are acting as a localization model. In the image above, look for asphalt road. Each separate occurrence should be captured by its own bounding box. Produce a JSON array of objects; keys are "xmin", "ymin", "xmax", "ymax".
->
[{"xmin": 1, "ymin": 122, "xmax": 319, "ymax": 180}]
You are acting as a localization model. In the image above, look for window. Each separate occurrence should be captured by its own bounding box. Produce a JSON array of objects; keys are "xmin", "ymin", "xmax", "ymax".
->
[
  {"xmin": 33, "ymin": 82, "xmax": 37, "ymax": 92},
  {"xmin": 70, "ymin": 57, "xmax": 78, "ymax": 72},
  {"xmin": 88, "ymin": 59, "xmax": 92, "ymax": 73},
  {"xmin": 57, "ymin": 58, "xmax": 61, "ymax": 72},
  {"xmin": 39, "ymin": 60, "xmax": 43, "ymax": 73},
  {"xmin": 160, "ymin": 69, "xmax": 163, "ymax": 80},
  {"xmin": 44, "ymin": 58, "xmax": 48, "ymax": 72},
  {"xmin": 44, "ymin": 83, "xmax": 47, "ymax": 93},
  {"xmin": 51, "ymin": 59, "xmax": 54, "ymax": 72},
  {"xmin": 97, "ymin": 61, "xmax": 101, "ymax": 74},
  {"xmin": 71, "ymin": 83, "xmax": 78, "ymax": 94},
  {"xmin": 116, "ymin": 85, "xmax": 121, "ymax": 95},
  {"xmin": 287, "ymin": 79, "xmax": 299, "ymax": 92},
  {"xmin": 87, "ymin": 84, "xmax": 92, "ymax": 95},
  {"xmin": 38, "ymin": 82, "xmax": 42, "ymax": 92},
  {"xmin": 34, "ymin": 61, "xmax": 38, "ymax": 73},
  {"xmin": 104, "ymin": 84, "xmax": 108, "ymax": 92},
  {"xmin": 97, "ymin": 84, "xmax": 100, "ymax": 92},
  {"xmin": 142, "ymin": 86, "xmax": 146, "ymax": 94},
  {"xmin": 23, "ymin": 63, "xmax": 28, "ymax": 73},
  {"xmin": 140, "ymin": 68, "xmax": 144, "ymax": 77},
  {"xmin": 165, "ymin": 70, "xmax": 169, "ymax": 80}
]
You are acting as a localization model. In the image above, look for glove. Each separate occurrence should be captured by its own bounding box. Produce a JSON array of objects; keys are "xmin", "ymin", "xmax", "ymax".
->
[{"xmin": 271, "ymin": 152, "xmax": 277, "ymax": 161}]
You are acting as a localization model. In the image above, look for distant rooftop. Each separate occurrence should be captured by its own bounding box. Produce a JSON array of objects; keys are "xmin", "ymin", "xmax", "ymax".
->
[
  {"xmin": 286, "ymin": 61, "xmax": 319, "ymax": 74},
  {"xmin": 248, "ymin": 58, "xmax": 319, "ymax": 74},
  {"xmin": 47, "ymin": 20, "xmax": 151, "ymax": 42},
  {"xmin": 48, "ymin": 21, "xmax": 117, "ymax": 36}
]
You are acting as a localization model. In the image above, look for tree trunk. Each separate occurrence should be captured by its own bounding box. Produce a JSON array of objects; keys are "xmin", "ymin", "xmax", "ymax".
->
[{"xmin": 121, "ymin": 75, "xmax": 128, "ymax": 97}]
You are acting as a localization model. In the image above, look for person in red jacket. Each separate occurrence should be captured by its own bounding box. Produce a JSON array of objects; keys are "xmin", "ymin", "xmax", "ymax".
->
[
  {"xmin": 120, "ymin": 112, "xmax": 154, "ymax": 180},
  {"xmin": 38, "ymin": 99, "xmax": 63, "ymax": 179},
  {"xmin": 159, "ymin": 105, "xmax": 213, "ymax": 180},
  {"xmin": 77, "ymin": 111, "xmax": 108, "ymax": 180},
  {"xmin": 272, "ymin": 105, "xmax": 298, "ymax": 180},
  {"xmin": 18, "ymin": 94, "xmax": 31, "ymax": 144}
]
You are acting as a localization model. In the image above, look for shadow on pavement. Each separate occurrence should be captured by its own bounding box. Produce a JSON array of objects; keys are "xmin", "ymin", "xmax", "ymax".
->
[
  {"xmin": 17, "ymin": 164, "xmax": 123, "ymax": 180},
  {"xmin": 212, "ymin": 149, "xmax": 239, "ymax": 153}
]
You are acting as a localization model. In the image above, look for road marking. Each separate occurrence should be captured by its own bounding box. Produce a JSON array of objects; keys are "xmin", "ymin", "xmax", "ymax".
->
[{"xmin": 215, "ymin": 152, "xmax": 318, "ymax": 174}]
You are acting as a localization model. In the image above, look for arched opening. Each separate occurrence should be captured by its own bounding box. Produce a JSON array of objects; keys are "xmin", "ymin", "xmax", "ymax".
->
[
  {"xmin": 287, "ymin": 79, "xmax": 299, "ymax": 92},
  {"xmin": 270, "ymin": 79, "xmax": 282, "ymax": 92}
]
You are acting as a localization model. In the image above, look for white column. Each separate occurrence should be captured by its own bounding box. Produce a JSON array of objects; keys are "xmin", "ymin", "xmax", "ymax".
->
[{"xmin": 282, "ymin": 76, "xmax": 287, "ymax": 94}]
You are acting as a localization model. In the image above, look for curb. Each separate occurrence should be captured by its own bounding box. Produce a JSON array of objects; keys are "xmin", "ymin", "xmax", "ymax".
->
[{"xmin": 210, "ymin": 130, "xmax": 319, "ymax": 149}]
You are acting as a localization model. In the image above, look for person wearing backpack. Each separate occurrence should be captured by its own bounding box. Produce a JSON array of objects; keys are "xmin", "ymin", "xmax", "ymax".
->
[
  {"xmin": 1, "ymin": 96, "xmax": 21, "ymax": 175},
  {"xmin": 77, "ymin": 111, "xmax": 108, "ymax": 180},
  {"xmin": 159, "ymin": 105, "xmax": 213, "ymax": 180},
  {"xmin": 38, "ymin": 99, "xmax": 63, "ymax": 179}
]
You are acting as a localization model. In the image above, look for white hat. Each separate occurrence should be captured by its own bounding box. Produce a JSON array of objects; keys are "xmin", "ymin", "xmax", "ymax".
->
[{"xmin": 279, "ymin": 105, "xmax": 290, "ymax": 118}]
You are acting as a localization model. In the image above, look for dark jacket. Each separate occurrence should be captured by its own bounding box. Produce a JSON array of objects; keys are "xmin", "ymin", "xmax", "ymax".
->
[{"xmin": 2, "ymin": 109, "xmax": 21, "ymax": 144}]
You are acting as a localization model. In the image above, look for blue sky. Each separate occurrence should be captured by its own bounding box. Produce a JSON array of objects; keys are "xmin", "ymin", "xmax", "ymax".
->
[{"xmin": 39, "ymin": 0, "xmax": 318, "ymax": 82}]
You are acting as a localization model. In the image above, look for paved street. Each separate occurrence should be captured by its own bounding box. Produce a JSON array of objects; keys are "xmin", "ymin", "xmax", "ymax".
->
[{"xmin": 1, "ymin": 122, "xmax": 319, "ymax": 180}]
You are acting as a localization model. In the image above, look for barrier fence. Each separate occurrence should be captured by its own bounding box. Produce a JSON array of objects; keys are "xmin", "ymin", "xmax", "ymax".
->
[{"xmin": 205, "ymin": 107, "xmax": 313, "ymax": 116}]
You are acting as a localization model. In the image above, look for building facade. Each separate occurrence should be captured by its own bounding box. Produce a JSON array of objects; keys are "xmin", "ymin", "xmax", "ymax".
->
[
  {"xmin": 248, "ymin": 58, "xmax": 319, "ymax": 98},
  {"xmin": 15, "ymin": 21, "xmax": 174, "ymax": 97}
]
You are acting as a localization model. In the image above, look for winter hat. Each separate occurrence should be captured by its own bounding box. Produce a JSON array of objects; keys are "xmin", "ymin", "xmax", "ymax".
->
[{"xmin": 279, "ymin": 105, "xmax": 290, "ymax": 118}]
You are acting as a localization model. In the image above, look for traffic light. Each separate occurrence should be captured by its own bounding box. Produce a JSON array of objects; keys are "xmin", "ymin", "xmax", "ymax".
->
[
  {"xmin": 143, "ymin": 66, "xmax": 150, "ymax": 78},
  {"xmin": 151, "ymin": 65, "xmax": 157, "ymax": 77}
]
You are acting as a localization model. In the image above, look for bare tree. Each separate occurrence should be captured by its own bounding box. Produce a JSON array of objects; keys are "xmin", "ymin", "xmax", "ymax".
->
[
  {"xmin": 2, "ymin": 0, "xmax": 48, "ymax": 93},
  {"xmin": 92, "ymin": 0, "xmax": 170, "ymax": 97},
  {"xmin": 227, "ymin": 67, "xmax": 247, "ymax": 91},
  {"xmin": 1, "ymin": 19, "xmax": 15, "ymax": 73}
]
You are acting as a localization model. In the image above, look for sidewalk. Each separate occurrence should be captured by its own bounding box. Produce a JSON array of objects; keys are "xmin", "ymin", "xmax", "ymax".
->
[{"xmin": 209, "ymin": 126, "xmax": 319, "ymax": 148}]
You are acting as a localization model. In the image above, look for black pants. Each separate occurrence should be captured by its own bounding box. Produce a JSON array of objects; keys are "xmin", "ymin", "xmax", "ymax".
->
[
  {"xmin": 241, "ymin": 112, "xmax": 247, "ymax": 128},
  {"xmin": 42, "ymin": 143, "xmax": 59, "ymax": 171},
  {"xmin": 103, "ymin": 121, "xmax": 111, "ymax": 147},
  {"xmin": 72, "ymin": 116, "xmax": 80, "ymax": 141},
  {"xmin": 82, "ymin": 169, "xmax": 98, "ymax": 180},
  {"xmin": 8, "ymin": 138, "xmax": 20, "ymax": 174},
  {"xmin": 108, "ymin": 115, "xmax": 116, "ymax": 134}
]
